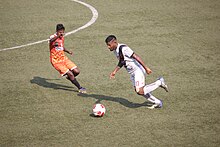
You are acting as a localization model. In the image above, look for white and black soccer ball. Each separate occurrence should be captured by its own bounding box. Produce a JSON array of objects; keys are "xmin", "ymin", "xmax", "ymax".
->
[{"xmin": 92, "ymin": 104, "xmax": 106, "ymax": 117}]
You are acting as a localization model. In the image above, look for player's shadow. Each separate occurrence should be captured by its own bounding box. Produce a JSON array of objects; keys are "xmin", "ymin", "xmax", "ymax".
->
[
  {"xmin": 78, "ymin": 93, "xmax": 153, "ymax": 108},
  {"xmin": 30, "ymin": 76, "xmax": 153, "ymax": 108},
  {"xmin": 30, "ymin": 76, "xmax": 78, "ymax": 92}
]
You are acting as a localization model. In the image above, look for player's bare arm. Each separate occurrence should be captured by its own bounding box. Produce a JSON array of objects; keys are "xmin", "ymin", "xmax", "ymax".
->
[
  {"xmin": 132, "ymin": 53, "xmax": 152, "ymax": 74},
  {"xmin": 49, "ymin": 30, "xmax": 65, "ymax": 43},
  {"xmin": 64, "ymin": 47, "xmax": 73, "ymax": 55},
  {"xmin": 110, "ymin": 66, "xmax": 121, "ymax": 79},
  {"xmin": 49, "ymin": 33, "xmax": 63, "ymax": 43},
  {"xmin": 49, "ymin": 35, "xmax": 59, "ymax": 43}
]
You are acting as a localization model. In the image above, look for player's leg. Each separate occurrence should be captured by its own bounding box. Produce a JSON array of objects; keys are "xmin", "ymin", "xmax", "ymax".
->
[
  {"xmin": 65, "ymin": 70, "xmax": 81, "ymax": 89},
  {"xmin": 144, "ymin": 93, "xmax": 163, "ymax": 109},
  {"xmin": 130, "ymin": 70, "xmax": 146, "ymax": 95},
  {"xmin": 142, "ymin": 80, "xmax": 161, "ymax": 94},
  {"xmin": 65, "ymin": 59, "xmax": 86, "ymax": 93},
  {"xmin": 134, "ymin": 84, "xmax": 161, "ymax": 103},
  {"xmin": 71, "ymin": 67, "xmax": 80, "ymax": 77},
  {"xmin": 131, "ymin": 70, "xmax": 162, "ymax": 108},
  {"xmin": 131, "ymin": 71, "xmax": 168, "ymax": 95},
  {"xmin": 53, "ymin": 61, "xmax": 86, "ymax": 93},
  {"xmin": 65, "ymin": 59, "xmax": 80, "ymax": 77},
  {"xmin": 143, "ymin": 77, "xmax": 168, "ymax": 94},
  {"xmin": 65, "ymin": 71, "xmax": 86, "ymax": 93}
]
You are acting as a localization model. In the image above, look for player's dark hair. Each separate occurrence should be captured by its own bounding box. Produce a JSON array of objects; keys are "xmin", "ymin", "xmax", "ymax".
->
[
  {"xmin": 56, "ymin": 24, "xmax": 65, "ymax": 31},
  {"xmin": 105, "ymin": 35, "xmax": 117, "ymax": 43}
]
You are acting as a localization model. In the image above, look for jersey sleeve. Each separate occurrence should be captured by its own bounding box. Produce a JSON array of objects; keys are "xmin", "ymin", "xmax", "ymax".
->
[{"xmin": 123, "ymin": 46, "xmax": 134, "ymax": 58}]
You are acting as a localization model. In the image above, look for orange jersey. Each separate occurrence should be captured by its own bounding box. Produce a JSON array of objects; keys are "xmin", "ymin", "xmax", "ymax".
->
[{"xmin": 49, "ymin": 33, "xmax": 68, "ymax": 64}]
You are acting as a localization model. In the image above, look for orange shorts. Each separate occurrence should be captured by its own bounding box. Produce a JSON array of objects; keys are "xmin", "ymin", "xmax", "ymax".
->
[{"xmin": 52, "ymin": 59, "xmax": 77, "ymax": 76}]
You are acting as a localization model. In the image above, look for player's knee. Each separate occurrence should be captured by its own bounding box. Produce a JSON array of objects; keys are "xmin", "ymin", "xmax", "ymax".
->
[
  {"xmin": 67, "ymin": 71, "xmax": 75, "ymax": 79},
  {"xmin": 72, "ymin": 68, "xmax": 80, "ymax": 76},
  {"xmin": 137, "ymin": 91, "xmax": 144, "ymax": 95},
  {"xmin": 135, "ymin": 87, "xmax": 144, "ymax": 95},
  {"xmin": 74, "ymin": 71, "xmax": 80, "ymax": 76}
]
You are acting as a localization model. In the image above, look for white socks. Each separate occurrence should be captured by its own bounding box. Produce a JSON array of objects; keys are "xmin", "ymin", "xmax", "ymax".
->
[
  {"xmin": 144, "ymin": 93, "xmax": 161, "ymax": 104},
  {"xmin": 143, "ymin": 80, "xmax": 161, "ymax": 95}
]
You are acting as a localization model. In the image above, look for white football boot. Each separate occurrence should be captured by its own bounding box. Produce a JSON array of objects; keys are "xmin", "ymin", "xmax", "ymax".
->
[
  {"xmin": 158, "ymin": 77, "xmax": 168, "ymax": 92},
  {"xmin": 147, "ymin": 101, "xmax": 163, "ymax": 109}
]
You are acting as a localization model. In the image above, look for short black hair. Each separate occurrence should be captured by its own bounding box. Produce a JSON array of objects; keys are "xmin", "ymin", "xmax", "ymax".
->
[
  {"xmin": 105, "ymin": 35, "xmax": 117, "ymax": 43},
  {"xmin": 56, "ymin": 24, "xmax": 65, "ymax": 31}
]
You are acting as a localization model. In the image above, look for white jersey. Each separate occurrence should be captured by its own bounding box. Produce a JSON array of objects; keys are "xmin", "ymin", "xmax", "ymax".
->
[{"xmin": 114, "ymin": 43, "xmax": 145, "ymax": 74}]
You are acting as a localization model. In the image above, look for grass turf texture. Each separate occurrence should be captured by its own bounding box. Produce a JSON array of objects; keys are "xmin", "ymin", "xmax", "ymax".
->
[{"xmin": 0, "ymin": 0, "xmax": 220, "ymax": 146}]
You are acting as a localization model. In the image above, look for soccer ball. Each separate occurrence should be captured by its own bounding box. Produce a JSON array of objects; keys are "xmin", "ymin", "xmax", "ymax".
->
[{"xmin": 92, "ymin": 103, "xmax": 106, "ymax": 117}]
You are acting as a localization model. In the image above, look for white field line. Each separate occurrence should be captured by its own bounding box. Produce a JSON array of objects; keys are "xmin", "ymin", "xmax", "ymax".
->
[{"xmin": 0, "ymin": 0, "xmax": 98, "ymax": 52}]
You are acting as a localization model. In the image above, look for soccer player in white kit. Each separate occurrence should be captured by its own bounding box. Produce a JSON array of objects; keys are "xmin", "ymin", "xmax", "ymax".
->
[{"xmin": 105, "ymin": 35, "xmax": 168, "ymax": 109}]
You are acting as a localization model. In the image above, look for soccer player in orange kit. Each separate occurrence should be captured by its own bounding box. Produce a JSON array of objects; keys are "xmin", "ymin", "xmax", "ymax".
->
[{"xmin": 49, "ymin": 24, "xmax": 86, "ymax": 93}]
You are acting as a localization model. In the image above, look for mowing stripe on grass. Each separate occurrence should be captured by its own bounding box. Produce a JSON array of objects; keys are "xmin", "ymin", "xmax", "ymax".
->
[{"xmin": 0, "ymin": 0, "xmax": 98, "ymax": 52}]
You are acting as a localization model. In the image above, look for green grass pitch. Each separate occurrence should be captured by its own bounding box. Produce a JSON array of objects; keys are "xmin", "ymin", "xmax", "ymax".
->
[{"xmin": 0, "ymin": 0, "xmax": 219, "ymax": 146}]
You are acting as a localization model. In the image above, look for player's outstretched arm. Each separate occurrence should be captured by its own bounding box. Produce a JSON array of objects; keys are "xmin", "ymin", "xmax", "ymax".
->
[
  {"xmin": 132, "ymin": 53, "xmax": 152, "ymax": 74},
  {"xmin": 49, "ymin": 34, "xmax": 61, "ymax": 43},
  {"xmin": 110, "ymin": 66, "xmax": 121, "ymax": 79},
  {"xmin": 64, "ymin": 47, "xmax": 73, "ymax": 55}
]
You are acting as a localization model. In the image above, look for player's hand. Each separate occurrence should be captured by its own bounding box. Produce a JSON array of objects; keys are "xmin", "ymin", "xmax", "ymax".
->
[
  {"xmin": 110, "ymin": 72, "xmax": 116, "ymax": 79},
  {"xmin": 146, "ymin": 67, "xmax": 152, "ymax": 74},
  {"xmin": 69, "ymin": 51, "xmax": 73, "ymax": 56}
]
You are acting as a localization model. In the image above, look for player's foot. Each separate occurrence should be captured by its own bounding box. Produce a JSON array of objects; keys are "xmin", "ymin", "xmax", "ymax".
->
[
  {"xmin": 147, "ymin": 101, "xmax": 163, "ymax": 109},
  {"xmin": 155, "ymin": 101, "xmax": 163, "ymax": 108},
  {"xmin": 79, "ymin": 87, "xmax": 86, "ymax": 93},
  {"xmin": 158, "ymin": 77, "xmax": 168, "ymax": 92},
  {"xmin": 147, "ymin": 104, "xmax": 157, "ymax": 109}
]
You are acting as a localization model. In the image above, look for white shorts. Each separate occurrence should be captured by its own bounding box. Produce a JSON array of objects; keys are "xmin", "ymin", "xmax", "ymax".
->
[{"xmin": 130, "ymin": 67, "xmax": 146, "ymax": 89}]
